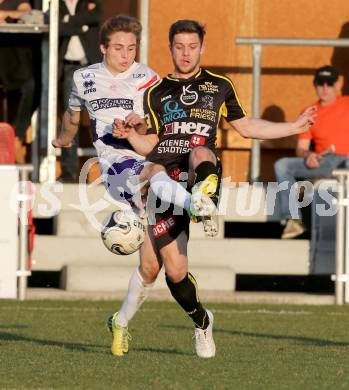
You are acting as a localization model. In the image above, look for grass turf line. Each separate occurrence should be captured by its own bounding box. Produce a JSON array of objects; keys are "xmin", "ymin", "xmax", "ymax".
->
[{"xmin": 1, "ymin": 300, "xmax": 349, "ymax": 389}]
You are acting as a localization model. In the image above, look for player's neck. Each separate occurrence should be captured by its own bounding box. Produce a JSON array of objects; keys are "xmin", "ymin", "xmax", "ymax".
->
[
  {"xmin": 172, "ymin": 66, "xmax": 200, "ymax": 80},
  {"xmin": 103, "ymin": 60, "xmax": 134, "ymax": 77}
]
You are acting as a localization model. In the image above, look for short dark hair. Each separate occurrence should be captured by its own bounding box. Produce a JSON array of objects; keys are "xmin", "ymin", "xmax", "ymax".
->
[
  {"xmin": 169, "ymin": 19, "xmax": 206, "ymax": 46},
  {"xmin": 99, "ymin": 15, "xmax": 142, "ymax": 47}
]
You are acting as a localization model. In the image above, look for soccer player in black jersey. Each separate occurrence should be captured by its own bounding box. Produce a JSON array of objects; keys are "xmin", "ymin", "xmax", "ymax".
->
[{"xmin": 111, "ymin": 20, "xmax": 316, "ymax": 358}]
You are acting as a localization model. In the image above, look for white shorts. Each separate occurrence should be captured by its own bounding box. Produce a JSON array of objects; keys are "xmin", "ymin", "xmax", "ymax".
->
[{"xmin": 98, "ymin": 144, "xmax": 149, "ymax": 208}]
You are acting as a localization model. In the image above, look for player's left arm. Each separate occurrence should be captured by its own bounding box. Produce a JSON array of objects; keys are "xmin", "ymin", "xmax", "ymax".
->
[
  {"xmin": 230, "ymin": 106, "xmax": 316, "ymax": 139},
  {"xmin": 112, "ymin": 120, "xmax": 158, "ymax": 156},
  {"xmin": 221, "ymin": 76, "xmax": 316, "ymax": 139},
  {"xmin": 124, "ymin": 112, "xmax": 147, "ymax": 135}
]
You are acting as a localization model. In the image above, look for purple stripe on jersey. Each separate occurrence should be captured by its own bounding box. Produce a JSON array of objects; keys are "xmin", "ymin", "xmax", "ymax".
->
[{"xmin": 99, "ymin": 133, "xmax": 133, "ymax": 150}]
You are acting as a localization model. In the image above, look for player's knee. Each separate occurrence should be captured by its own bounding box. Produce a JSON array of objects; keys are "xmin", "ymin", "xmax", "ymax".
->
[
  {"xmin": 141, "ymin": 163, "xmax": 166, "ymax": 181},
  {"xmin": 166, "ymin": 266, "xmax": 187, "ymax": 284},
  {"xmin": 139, "ymin": 261, "xmax": 161, "ymax": 283},
  {"xmin": 190, "ymin": 146, "xmax": 215, "ymax": 165}
]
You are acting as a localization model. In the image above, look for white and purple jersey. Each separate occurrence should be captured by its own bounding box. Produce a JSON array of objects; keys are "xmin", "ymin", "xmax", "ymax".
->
[
  {"xmin": 69, "ymin": 61, "xmax": 158, "ymax": 158},
  {"xmin": 69, "ymin": 61, "xmax": 158, "ymax": 205}
]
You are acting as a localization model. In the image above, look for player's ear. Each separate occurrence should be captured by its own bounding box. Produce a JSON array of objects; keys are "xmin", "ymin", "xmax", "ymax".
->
[
  {"xmin": 100, "ymin": 44, "xmax": 107, "ymax": 55},
  {"xmin": 200, "ymin": 43, "xmax": 205, "ymax": 55}
]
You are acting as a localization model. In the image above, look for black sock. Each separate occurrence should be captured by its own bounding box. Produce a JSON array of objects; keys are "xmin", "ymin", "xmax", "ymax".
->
[
  {"xmin": 194, "ymin": 161, "xmax": 217, "ymax": 186},
  {"xmin": 166, "ymin": 272, "xmax": 209, "ymax": 329}
]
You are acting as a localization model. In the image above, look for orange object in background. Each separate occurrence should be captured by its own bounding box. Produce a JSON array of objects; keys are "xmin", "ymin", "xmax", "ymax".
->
[
  {"xmin": 0, "ymin": 122, "xmax": 15, "ymax": 164},
  {"xmin": 0, "ymin": 122, "xmax": 35, "ymax": 268}
]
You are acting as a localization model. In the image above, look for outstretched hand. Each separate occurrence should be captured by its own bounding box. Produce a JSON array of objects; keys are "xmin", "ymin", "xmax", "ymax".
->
[{"xmin": 294, "ymin": 106, "xmax": 317, "ymax": 133}]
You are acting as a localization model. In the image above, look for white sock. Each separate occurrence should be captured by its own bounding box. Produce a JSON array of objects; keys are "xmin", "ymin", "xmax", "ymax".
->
[
  {"xmin": 116, "ymin": 268, "xmax": 154, "ymax": 327},
  {"xmin": 150, "ymin": 171, "xmax": 191, "ymax": 211}
]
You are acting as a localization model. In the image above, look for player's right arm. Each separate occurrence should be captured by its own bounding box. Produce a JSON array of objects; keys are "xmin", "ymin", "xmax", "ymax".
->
[
  {"xmin": 52, "ymin": 108, "xmax": 81, "ymax": 148},
  {"xmin": 52, "ymin": 71, "xmax": 84, "ymax": 148}
]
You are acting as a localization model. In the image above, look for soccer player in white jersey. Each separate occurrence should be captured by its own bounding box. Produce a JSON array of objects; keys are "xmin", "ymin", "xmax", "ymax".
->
[{"xmin": 53, "ymin": 15, "xmax": 158, "ymax": 207}]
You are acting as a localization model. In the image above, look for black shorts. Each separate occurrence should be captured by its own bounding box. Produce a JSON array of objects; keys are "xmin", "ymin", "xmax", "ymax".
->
[
  {"xmin": 150, "ymin": 206, "xmax": 190, "ymax": 249},
  {"xmin": 149, "ymin": 159, "xmax": 222, "ymax": 250}
]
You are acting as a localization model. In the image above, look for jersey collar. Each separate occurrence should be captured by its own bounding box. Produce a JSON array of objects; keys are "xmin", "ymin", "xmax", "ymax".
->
[
  {"xmin": 166, "ymin": 68, "xmax": 203, "ymax": 82},
  {"xmin": 101, "ymin": 61, "xmax": 138, "ymax": 79}
]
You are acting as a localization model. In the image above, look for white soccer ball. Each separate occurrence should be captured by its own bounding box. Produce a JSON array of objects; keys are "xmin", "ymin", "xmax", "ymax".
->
[{"xmin": 101, "ymin": 209, "xmax": 146, "ymax": 255}]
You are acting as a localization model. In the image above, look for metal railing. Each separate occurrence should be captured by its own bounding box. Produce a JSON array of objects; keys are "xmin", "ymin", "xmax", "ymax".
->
[
  {"xmin": 235, "ymin": 37, "xmax": 349, "ymax": 182},
  {"xmin": 0, "ymin": 164, "xmax": 34, "ymax": 300},
  {"xmin": 332, "ymin": 169, "xmax": 349, "ymax": 305},
  {"xmin": 17, "ymin": 165, "xmax": 34, "ymax": 300}
]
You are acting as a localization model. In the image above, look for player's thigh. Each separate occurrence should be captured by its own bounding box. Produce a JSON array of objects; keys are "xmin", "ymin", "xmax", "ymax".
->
[
  {"xmin": 99, "ymin": 151, "xmax": 146, "ymax": 204},
  {"xmin": 160, "ymin": 231, "xmax": 188, "ymax": 282},
  {"xmin": 139, "ymin": 226, "xmax": 162, "ymax": 283}
]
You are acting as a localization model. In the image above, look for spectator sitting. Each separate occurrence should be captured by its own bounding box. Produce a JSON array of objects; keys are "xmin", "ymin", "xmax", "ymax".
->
[
  {"xmin": 274, "ymin": 65, "xmax": 349, "ymax": 239},
  {"xmin": 0, "ymin": 0, "xmax": 35, "ymax": 163}
]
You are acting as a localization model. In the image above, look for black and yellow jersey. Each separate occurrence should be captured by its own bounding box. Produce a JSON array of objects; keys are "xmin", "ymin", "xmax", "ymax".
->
[{"xmin": 144, "ymin": 68, "xmax": 246, "ymax": 172}]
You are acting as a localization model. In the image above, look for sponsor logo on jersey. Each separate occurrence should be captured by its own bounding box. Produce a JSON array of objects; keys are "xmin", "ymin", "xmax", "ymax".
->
[
  {"xmin": 190, "ymin": 135, "xmax": 206, "ymax": 147},
  {"xmin": 81, "ymin": 72, "xmax": 95, "ymax": 79},
  {"xmin": 202, "ymin": 95, "xmax": 214, "ymax": 109},
  {"xmin": 169, "ymin": 167, "xmax": 182, "ymax": 181},
  {"xmin": 199, "ymin": 81, "xmax": 219, "ymax": 93},
  {"xmin": 164, "ymin": 121, "xmax": 210, "ymax": 136},
  {"xmin": 83, "ymin": 79, "xmax": 96, "ymax": 95},
  {"xmin": 83, "ymin": 80, "xmax": 95, "ymax": 88},
  {"xmin": 161, "ymin": 94, "xmax": 172, "ymax": 102},
  {"xmin": 133, "ymin": 73, "xmax": 146, "ymax": 79},
  {"xmin": 90, "ymin": 98, "xmax": 134, "ymax": 111},
  {"xmin": 161, "ymin": 100, "xmax": 187, "ymax": 125},
  {"xmin": 190, "ymin": 108, "xmax": 217, "ymax": 122},
  {"xmin": 144, "ymin": 113, "xmax": 152, "ymax": 129},
  {"xmin": 153, "ymin": 216, "xmax": 176, "ymax": 238},
  {"xmin": 157, "ymin": 139, "xmax": 191, "ymax": 154},
  {"xmin": 109, "ymin": 84, "xmax": 117, "ymax": 92},
  {"xmin": 180, "ymin": 84, "xmax": 198, "ymax": 105}
]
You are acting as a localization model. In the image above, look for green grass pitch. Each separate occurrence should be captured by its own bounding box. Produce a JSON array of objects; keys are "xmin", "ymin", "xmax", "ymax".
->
[{"xmin": 1, "ymin": 300, "xmax": 349, "ymax": 389}]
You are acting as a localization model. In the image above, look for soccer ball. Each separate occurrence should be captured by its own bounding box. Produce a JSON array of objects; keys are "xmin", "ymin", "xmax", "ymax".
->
[{"xmin": 101, "ymin": 209, "xmax": 146, "ymax": 255}]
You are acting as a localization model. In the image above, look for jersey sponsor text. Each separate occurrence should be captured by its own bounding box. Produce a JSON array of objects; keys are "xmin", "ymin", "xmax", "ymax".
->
[
  {"xmin": 90, "ymin": 98, "xmax": 134, "ymax": 111},
  {"xmin": 164, "ymin": 121, "xmax": 210, "ymax": 136}
]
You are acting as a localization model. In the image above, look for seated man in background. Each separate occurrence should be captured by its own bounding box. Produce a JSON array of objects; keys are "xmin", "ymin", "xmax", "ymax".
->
[
  {"xmin": 274, "ymin": 65, "xmax": 349, "ymax": 239},
  {"xmin": 0, "ymin": 0, "xmax": 35, "ymax": 163}
]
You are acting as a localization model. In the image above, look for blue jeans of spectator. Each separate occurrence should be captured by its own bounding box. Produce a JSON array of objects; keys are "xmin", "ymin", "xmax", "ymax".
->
[{"xmin": 274, "ymin": 154, "xmax": 349, "ymax": 220}]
